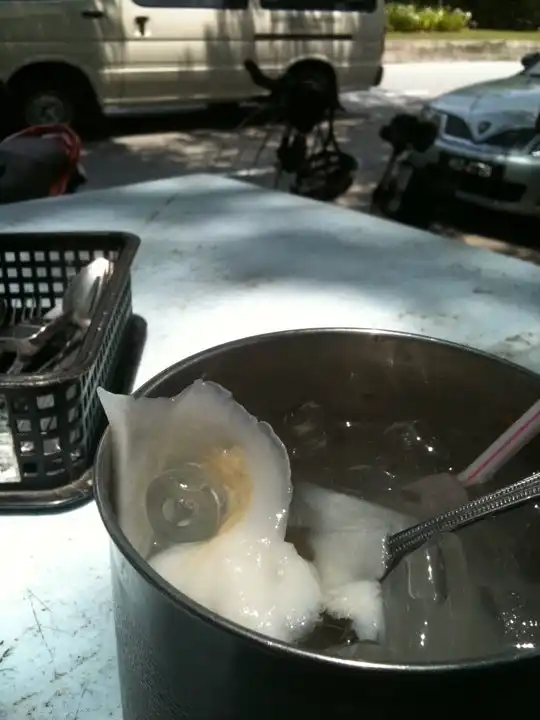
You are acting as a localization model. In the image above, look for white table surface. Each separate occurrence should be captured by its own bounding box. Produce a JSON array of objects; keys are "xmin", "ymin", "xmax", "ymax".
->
[{"xmin": 2, "ymin": 174, "xmax": 540, "ymax": 719}]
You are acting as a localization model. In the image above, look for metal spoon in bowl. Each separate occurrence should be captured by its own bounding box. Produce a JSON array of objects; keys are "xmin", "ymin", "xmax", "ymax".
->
[{"xmin": 381, "ymin": 470, "xmax": 540, "ymax": 580}]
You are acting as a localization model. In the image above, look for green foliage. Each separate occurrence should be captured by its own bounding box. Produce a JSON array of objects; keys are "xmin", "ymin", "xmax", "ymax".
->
[{"xmin": 385, "ymin": 3, "xmax": 472, "ymax": 32}]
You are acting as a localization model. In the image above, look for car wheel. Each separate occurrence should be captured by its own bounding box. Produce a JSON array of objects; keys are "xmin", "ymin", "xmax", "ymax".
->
[{"xmin": 21, "ymin": 88, "xmax": 74, "ymax": 127}]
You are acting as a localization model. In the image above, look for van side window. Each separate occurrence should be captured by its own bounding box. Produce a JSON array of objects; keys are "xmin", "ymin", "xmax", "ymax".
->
[
  {"xmin": 132, "ymin": 0, "xmax": 248, "ymax": 7},
  {"xmin": 260, "ymin": 0, "xmax": 376, "ymax": 10}
]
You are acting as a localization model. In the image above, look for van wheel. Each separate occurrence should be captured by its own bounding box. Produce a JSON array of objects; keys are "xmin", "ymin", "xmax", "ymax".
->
[
  {"xmin": 8, "ymin": 64, "xmax": 100, "ymax": 130},
  {"xmin": 21, "ymin": 88, "xmax": 75, "ymax": 127}
]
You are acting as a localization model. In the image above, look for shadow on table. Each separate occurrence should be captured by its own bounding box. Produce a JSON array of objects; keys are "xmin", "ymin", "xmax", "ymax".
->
[{"xmin": 6, "ymin": 178, "xmax": 540, "ymax": 330}]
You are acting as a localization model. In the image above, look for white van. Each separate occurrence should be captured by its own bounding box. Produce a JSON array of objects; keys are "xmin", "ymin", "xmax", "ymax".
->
[{"xmin": 0, "ymin": 0, "xmax": 385, "ymax": 127}]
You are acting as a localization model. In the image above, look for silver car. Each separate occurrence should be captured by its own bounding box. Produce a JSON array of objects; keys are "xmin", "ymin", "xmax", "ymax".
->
[{"xmin": 413, "ymin": 53, "xmax": 540, "ymax": 217}]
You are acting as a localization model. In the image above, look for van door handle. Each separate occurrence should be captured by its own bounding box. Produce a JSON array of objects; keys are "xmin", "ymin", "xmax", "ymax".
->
[
  {"xmin": 134, "ymin": 16, "xmax": 149, "ymax": 36},
  {"xmin": 81, "ymin": 9, "xmax": 105, "ymax": 18}
]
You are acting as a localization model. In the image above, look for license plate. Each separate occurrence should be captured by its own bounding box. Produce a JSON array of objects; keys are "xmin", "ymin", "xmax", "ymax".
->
[{"xmin": 447, "ymin": 156, "xmax": 493, "ymax": 178}]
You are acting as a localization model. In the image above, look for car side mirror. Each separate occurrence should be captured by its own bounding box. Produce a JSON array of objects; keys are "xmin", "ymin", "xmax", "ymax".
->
[{"xmin": 522, "ymin": 52, "xmax": 540, "ymax": 69}]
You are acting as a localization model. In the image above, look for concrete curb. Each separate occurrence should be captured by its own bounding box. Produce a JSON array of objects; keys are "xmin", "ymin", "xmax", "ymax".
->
[{"xmin": 384, "ymin": 39, "xmax": 539, "ymax": 63}]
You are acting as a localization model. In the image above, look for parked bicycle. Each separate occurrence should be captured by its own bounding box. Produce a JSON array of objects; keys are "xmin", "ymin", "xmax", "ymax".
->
[
  {"xmin": 371, "ymin": 111, "xmax": 448, "ymax": 229},
  {"xmin": 241, "ymin": 59, "xmax": 357, "ymax": 202}
]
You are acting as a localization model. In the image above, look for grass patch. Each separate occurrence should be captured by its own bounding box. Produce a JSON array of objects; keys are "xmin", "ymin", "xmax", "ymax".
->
[{"xmin": 388, "ymin": 29, "xmax": 540, "ymax": 41}]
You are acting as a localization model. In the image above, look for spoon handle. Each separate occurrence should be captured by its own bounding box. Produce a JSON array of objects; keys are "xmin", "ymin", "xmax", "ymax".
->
[{"xmin": 386, "ymin": 470, "xmax": 540, "ymax": 571}]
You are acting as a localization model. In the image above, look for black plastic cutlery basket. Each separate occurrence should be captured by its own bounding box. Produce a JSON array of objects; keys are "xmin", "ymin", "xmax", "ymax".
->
[{"xmin": 0, "ymin": 231, "xmax": 143, "ymax": 512}]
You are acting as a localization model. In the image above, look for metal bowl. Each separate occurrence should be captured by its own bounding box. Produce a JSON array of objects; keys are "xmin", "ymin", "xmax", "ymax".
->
[{"xmin": 95, "ymin": 329, "xmax": 540, "ymax": 719}]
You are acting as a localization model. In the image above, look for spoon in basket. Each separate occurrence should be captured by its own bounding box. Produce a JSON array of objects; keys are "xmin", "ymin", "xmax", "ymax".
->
[{"xmin": 1, "ymin": 257, "xmax": 113, "ymax": 374}]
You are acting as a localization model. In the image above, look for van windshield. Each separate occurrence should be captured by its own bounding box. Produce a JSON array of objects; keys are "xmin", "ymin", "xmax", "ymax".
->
[{"xmin": 260, "ymin": 0, "xmax": 377, "ymax": 11}]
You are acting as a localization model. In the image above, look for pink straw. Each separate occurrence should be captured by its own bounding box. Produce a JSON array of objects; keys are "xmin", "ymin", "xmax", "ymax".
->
[{"xmin": 459, "ymin": 399, "xmax": 540, "ymax": 487}]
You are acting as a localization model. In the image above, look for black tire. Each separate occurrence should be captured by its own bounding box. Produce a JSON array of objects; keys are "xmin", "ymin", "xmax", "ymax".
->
[
  {"xmin": 10, "ymin": 70, "xmax": 100, "ymax": 131},
  {"xmin": 19, "ymin": 86, "xmax": 75, "ymax": 127}
]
